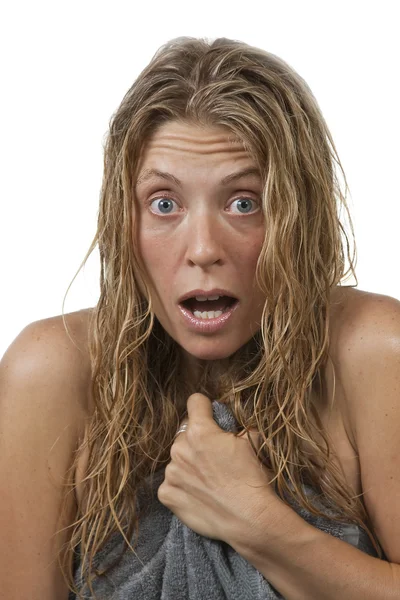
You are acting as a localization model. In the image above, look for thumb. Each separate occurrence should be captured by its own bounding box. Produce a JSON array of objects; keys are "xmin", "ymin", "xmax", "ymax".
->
[{"xmin": 186, "ymin": 393, "xmax": 218, "ymax": 427}]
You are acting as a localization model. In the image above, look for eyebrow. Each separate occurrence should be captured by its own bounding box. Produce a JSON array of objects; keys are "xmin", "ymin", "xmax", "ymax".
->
[{"xmin": 136, "ymin": 167, "xmax": 262, "ymax": 187}]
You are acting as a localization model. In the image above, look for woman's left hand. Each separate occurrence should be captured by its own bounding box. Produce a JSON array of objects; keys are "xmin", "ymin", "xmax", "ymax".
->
[{"xmin": 157, "ymin": 393, "xmax": 276, "ymax": 545}]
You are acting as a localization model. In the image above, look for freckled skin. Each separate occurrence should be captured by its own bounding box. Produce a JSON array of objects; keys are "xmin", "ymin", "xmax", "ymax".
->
[{"xmin": 135, "ymin": 121, "xmax": 266, "ymax": 376}]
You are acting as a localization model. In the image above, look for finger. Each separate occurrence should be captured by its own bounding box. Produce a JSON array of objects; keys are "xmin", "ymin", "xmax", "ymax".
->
[
  {"xmin": 174, "ymin": 418, "xmax": 189, "ymax": 440},
  {"xmin": 186, "ymin": 393, "xmax": 214, "ymax": 424}
]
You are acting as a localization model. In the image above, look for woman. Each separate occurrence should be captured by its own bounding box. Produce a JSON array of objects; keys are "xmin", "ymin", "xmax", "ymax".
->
[{"xmin": 1, "ymin": 37, "xmax": 399, "ymax": 599}]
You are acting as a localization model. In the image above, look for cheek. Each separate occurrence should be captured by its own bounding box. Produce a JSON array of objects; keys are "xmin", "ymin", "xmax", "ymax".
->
[
  {"xmin": 141, "ymin": 238, "xmax": 161, "ymax": 264},
  {"xmin": 138, "ymin": 233, "xmax": 177, "ymax": 304},
  {"xmin": 236, "ymin": 234, "xmax": 264, "ymax": 273},
  {"xmin": 138, "ymin": 226, "xmax": 165, "ymax": 269},
  {"xmin": 134, "ymin": 228, "xmax": 164, "ymax": 301}
]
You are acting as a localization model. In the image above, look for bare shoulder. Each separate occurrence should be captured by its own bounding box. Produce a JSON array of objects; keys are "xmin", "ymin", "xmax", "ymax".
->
[
  {"xmin": 0, "ymin": 308, "xmax": 94, "ymax": 598},
  {"xmin": 0, "ymin": 307, "xmax": 95, "ymax": 485},
  {"xmin": 329, "ymin": 285, "xmax": 400, "ymax": 357},
  {"xmin": 328, "ymin": 285, "xmax": 400, "ymax": 403},
  {"xmin": 328, "ymin": 289, "xmax": 400, "ymax": 562},
  {"xmin": 2, "ymin": 308, "xmax": 93, "ymax": 415}
]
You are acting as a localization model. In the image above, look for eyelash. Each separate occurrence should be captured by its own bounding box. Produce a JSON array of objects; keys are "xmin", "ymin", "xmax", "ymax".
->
[{"xmin": 147, "ymin": 195, "xmax": 261, "ymax": 216}]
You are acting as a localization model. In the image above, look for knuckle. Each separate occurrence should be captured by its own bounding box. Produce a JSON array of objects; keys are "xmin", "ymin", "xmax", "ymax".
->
[
  {"xmin": 170, "ymin": 443, "xmax": 182, "ymax": 462},
  {"xmin": 157, "ymin": 483, "xmax": 169, "ymax": 504},
  {"xmin": 165, "ymin": 461, "xmax": 178, "ymax": 482}
]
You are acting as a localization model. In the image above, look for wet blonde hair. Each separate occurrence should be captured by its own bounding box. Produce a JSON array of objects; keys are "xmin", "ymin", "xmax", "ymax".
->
[{"xmin": 60, "ymin": 36, "xmax": 378, "ymax": 597}]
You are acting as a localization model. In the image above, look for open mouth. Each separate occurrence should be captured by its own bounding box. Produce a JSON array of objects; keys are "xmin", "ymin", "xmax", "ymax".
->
[{"xmin": 180, "ymin": 295, "xmax": 238, "ymax": 320}]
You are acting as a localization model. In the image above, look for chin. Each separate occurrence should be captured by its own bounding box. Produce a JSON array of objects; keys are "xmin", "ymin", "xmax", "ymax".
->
[
  {"xmin": 181, "ymin": 339, "xmax": 241, "ymax": 362},
  {"xmin": 189, "ymin": 350, "xmax": 233, "ymax": 362}
]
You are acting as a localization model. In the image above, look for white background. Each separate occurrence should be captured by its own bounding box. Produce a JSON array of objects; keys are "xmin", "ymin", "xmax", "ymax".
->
[{"xmin": 1, "ymin": 0, "xmax": 399, "ymax": 358}]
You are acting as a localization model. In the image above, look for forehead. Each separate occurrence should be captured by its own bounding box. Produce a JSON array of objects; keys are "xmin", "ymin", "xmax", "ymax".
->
[
  {"xmin": 135, "ymin": 121, "xmax": 262, "ymax": 191},
  {"xmin": 138, "ymin": 121, "xmax": 252, "ymax": 166}
]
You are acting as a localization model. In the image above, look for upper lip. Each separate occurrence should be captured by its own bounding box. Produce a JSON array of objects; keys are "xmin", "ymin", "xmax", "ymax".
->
[{"xmin": 178, "ymin": 288, "xmax": 239, "ymax": 304}]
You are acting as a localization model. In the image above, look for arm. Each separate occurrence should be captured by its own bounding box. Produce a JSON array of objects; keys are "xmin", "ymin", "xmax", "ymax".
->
[
  {"xmin": 0, "ymin": 314, "xmax": 90, "ymax": 600},
  {"xmin": 231, "ymin": 501, "xmax": 399, "ymax": 599},
  {"xmin": 228, "ymin": 293, "xmax": 400, "ymax": 599}
]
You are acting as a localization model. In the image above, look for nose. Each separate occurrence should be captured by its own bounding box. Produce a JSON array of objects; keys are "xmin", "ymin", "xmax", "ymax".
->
[{"xmin": 184, "ymin": 211, "xmax": 224, "ymax": 268}]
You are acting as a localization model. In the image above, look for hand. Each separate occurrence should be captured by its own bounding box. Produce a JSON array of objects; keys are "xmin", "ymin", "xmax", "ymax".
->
[{"xmin": 157, "ymin": 393, "xmax": 276, "ymax": 545}]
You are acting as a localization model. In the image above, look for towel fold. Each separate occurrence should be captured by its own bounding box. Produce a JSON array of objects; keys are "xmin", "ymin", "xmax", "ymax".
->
[{"xmin": 72, "ymin": 401, "xmax": 378, "ymax": 599}]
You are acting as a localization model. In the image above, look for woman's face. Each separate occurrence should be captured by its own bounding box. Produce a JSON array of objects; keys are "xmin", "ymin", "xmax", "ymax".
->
[{"xmin": 135, "ymin": 120, "xmax": 266, "ymax": 372}]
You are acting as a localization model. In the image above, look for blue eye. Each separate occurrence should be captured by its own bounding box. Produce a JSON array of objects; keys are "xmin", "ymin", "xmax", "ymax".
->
[
  {"xmin": 231, "ymin": 198, "xmax": 258, "ymax": 214},
  {"xmin": 150, "ymin": 198, "xmax": 177, "ymax": 214},
  {"xmin": 148, "ymin": 196, "xmax": 259, "ymax": 216}
]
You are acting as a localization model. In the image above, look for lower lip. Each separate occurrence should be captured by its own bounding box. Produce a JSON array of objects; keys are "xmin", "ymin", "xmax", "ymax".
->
[{"xmin": 178, "ymin": 301, "xmax": 239, "ymax": 333}]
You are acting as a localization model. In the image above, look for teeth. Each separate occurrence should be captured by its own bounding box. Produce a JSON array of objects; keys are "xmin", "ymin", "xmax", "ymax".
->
[
  {"xmin": 195, "ymin": 295, "xmax": 220, "ymax": 301},
  {"xmin": 193, "ymin": 310, "xmax": 223, "ymax": 319}
]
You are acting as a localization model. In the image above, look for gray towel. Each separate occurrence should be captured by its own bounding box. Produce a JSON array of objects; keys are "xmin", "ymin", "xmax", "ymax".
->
[{"xmin": 72, "ymin": 401, "xmax": 379, "ymax": 599}]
